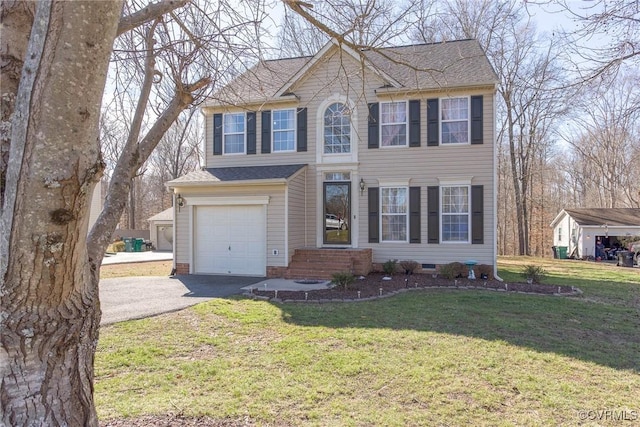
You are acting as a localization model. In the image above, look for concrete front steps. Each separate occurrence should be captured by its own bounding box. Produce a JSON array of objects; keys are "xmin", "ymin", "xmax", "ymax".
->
[{"xmin": 284, "ymin": 248, "xmax": 372, "ymax": 280}]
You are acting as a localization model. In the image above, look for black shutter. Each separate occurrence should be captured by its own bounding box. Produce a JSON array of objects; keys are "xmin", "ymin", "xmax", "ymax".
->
[
  {"xmin": 213, "ymin": 113, "xmax": 222, "ymax": 155},
  {"xmin": 470, "ymin": 95, "xmax": 483, "ymax": 145},
  {"xmin": 261, "ymin": 110, "xmax": 271, "ymax": 154},
  {"xmin": 427, "ymin": 186, "xmax": 439, "ymax": 244},
  {"xmin": 471, "ymin": 185, "xmax": 484, "ymax": 244},
  {"xmin": 427, "ymin": 98, "xmax": 439, "ymax": 147},
  {"xmin": 409, "ymin": 186, "xmax": 421, "ymax": 243},
  {"xmin": 297, "ymin": 107, "xmax": 307, "ymax": 152},
  {"xmin": 246, "ymin": 112, "xmax": 256, "ymax": 154},
  {"xmin": 409, "ymin": 100, "xmax": 421, "ymax": 147},
  {"xmin": 368, "ymin": 103, "xmax": 379, "ymax": 149},
  {"xmin": 368, "ymin": 187, "xmax": 379, "ymax": 243}
]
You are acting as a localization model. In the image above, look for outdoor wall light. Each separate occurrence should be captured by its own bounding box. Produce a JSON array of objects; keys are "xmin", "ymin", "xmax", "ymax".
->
[
  {"xmin": 176, "ymin": 194, "xmax": 185, "ymax": 211},
  {"xmin": 360, "ymin": 178, "xmax": 366, "ymax": 195}
]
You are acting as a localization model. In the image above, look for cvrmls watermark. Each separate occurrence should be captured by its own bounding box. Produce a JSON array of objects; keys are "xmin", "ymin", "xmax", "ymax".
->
[{"xmin": 578, "ymin": 410, "xmax": 638, "ymax": 422}]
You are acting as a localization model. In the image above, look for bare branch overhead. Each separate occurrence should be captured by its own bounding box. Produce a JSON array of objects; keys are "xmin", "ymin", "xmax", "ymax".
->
[{"xmin": 117, "ymin": 0, "xmax": 190, "ymax": 36}]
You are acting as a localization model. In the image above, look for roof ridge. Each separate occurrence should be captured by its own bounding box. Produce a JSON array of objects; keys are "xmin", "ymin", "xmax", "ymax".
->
[{"xmin": 363, "ymin": 38, "xmax": 477, "ymax": 52}]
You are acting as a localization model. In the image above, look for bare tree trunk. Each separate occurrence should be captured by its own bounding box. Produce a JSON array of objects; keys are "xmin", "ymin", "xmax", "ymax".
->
[
  {"xmin": 0, "ymin": 2, "xmax": 122, "ymax": 425},
  {"xmin": 0, "ymin": 0, "xmax": 35, "ymax": 206},
  {"xmin": 129, "ymin": 178, "xmax": 136, "ymax": 229}
]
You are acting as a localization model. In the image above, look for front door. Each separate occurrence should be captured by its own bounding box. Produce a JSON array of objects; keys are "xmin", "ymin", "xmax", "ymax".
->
[{"xmin": 324, "ymin": 182, "xmax": 351, "ymax": 245}]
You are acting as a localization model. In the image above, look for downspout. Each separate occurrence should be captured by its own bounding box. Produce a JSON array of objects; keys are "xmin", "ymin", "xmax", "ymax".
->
[
  {"xmin": 170, "ymin": 190, "xmax": 177, "ymax": 275},
  {"xmin": 492, "ymin": 85, "xmax": 503, "ymax": 282}
]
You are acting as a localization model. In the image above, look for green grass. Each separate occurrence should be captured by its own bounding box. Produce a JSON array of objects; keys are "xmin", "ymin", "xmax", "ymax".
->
[{"xmin": 96, "ymin": 257, "xmax": 640, "ymax": 426}]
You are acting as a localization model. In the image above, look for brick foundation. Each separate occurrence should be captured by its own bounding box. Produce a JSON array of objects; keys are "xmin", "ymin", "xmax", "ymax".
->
[
  {"xmin": 267, "ymin": 266, "xmax": 288, "ymax": 278},
  {"xmin": 175, "ymin": 263, "xmax": 190, "ymax": 275},
  {"xmin": 282, "ymin": 248, "xmax": 373, "ymax": 280}
]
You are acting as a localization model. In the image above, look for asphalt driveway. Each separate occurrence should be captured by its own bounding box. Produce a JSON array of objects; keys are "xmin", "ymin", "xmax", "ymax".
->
[{"xmin": 99, "ymin": 275, "xmax": 264, "ymax": 325}]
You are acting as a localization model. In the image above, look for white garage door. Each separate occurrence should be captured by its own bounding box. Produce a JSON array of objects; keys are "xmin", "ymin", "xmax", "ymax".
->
[{"xmin": 194, "ymin": 205, "xmax": 266, "ymax": 276}]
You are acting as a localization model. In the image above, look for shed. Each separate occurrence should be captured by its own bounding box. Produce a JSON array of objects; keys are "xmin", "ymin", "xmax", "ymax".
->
[
  {"xmin": 148, "ymin": 207, "xmax": 174, "ymax": 251},
  {"xmin": 550, "ymin": 208, "xmax": 640, "ymax": 259}
]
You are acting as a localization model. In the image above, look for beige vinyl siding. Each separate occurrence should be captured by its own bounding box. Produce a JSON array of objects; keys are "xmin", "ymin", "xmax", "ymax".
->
[
  {"xmin": 357, "ymin": 93, "xmax": 495, "ymax": 266},
  {"xmin": 172, "ymin": 184, "xmax": 286, "ymax": 267},
  {"xmin": 204, "ymin": 103, "xmax": 314, "ymax": 168},
  {"xmin": 175, "ymin": 203, "xmax": 188, "ymax": 264},
  {"xmin": 287, "ymin": 170, "xmax": 308, "ymax": 262},
  {"xmin": 196, "ymin": 45, "xmax": 497, "ymax": 267}
]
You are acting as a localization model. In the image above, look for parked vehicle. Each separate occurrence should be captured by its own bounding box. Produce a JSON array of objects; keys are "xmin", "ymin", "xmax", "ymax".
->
[{"xmin": 325, "ymin": 214, "xmax": 347, "ymax": 230}]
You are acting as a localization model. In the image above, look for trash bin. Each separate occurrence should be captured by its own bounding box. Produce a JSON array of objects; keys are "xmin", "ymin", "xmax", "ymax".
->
[
  {"xmin": 552, "ymin": 246, "xmax": 558, "ymax": 259},
  {"xmin": 134, "ymin": 238, "xmax": 144, "ymax": 252},
  {"xmin": 617, "ymin": 251, "xmax": 634, "ymax": 267},
  {"xmin": 557, "ymin": 246, "xmax": 568, "ymax": 259},
  {"xmin": 124, "ymin": 238, "xmax": 133, "ymax": 252}
]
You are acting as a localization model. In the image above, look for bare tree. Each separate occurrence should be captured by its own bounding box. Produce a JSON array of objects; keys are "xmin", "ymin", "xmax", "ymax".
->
[
  {"xmin": 278, "ymin": 0, "xmax": 414, "ymax": 57},
  {"xmin": 562, "ymin": 72, "xmax": 640, "ymax": 208},
  {"xmin": 412, "ymin": 0, "xmax": 569, "ymax": 255},
  {"xmin": 0, "ymin": 0, "xmax": 268, "ymax": 423},
  {"xmin": 1, "ymin": 2, "xmax": 126, "ymax": 423},
  {"xmin": 542, "ymin": 0, "xmax": 640, "ymax": 82}
]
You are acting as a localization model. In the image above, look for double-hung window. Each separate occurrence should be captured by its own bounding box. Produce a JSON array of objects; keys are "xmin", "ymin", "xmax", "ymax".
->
[
  {"xmin": 380, "ymin": 101, "xmax": 407, "ymax": 147},
  {"xmin": 381, "ymin": 187, "xmax": 408, "ymax": 242},
  {"xmin": 441, "ymin": 185, "xmax": 470, "ymax": 242},
  {"xmin": 223, "ymin": 113, "xmax": 245, "ymax": 154},
  {"xmin": 324, "ymin": 102, "xmax": 351, "ymax": 153},
  {"xmin": 272, "ymin": 109, "xmax": 295, "ymax": 152},
  {"xmin": 441, "ymin": 97, "xmax": 469, "ymax": 144}
]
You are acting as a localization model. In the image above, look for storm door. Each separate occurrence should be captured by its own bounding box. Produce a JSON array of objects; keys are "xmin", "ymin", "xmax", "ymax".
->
[{"xmin": 324, "ymin": 181, "xmax": 351, "ymax": 245}]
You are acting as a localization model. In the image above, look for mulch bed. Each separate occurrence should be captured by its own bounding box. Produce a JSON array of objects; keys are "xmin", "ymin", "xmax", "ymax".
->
[{"xmin": 247, "ymin": 273, "xmax": 580, "ymax": 302}]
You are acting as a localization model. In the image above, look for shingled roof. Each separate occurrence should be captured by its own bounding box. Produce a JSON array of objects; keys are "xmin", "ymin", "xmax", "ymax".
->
[
  {"xmin": 563, "ymin": 208, "xmax": 640, "ymax": 227},
  {"xmin": 167, "ymin": 164, "xmax": 307, "ymax": 186},
  {"xmin": 210, "ymin": 39, "xmax": 496, "ymax": 106}
]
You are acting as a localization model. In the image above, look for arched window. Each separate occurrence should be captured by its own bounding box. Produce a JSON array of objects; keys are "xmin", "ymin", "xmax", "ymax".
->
[{"xmin": 324, "ymin": 102, "xmax": 351, "ymax": 154}]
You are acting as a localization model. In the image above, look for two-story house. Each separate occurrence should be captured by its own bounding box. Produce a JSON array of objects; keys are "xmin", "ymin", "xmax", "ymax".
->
[{"xmin": 168, "ymin": 38, "xmax": 498, "ymax": 278}]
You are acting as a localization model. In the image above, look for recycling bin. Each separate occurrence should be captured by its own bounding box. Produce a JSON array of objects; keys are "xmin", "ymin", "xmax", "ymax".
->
[{"xmin": 557, "ymin": 246, "xmax": 568, "ymax": 259}]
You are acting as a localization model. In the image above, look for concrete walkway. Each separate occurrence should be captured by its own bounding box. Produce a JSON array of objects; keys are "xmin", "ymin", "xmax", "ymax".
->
[{"xmin": 102, "ymin": 250, "xmax": 173, "ymax": 265}]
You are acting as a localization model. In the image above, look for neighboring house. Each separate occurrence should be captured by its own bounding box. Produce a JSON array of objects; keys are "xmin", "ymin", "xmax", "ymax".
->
[
  {"xmin": 168, "ymin": 38, "xmax": 499, "ymax": 278},
  {"xmin": 148, "ymin": 207, "xmax": 174, "ymax": 251},
  {"xmin": 550, "ymin": 208, "xmax": 640, "ymax": 259}
]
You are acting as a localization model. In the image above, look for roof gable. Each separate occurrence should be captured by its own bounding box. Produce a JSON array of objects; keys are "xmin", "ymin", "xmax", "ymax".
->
[
  {"xmin": 148, "ymin": 207, "xmax": 173, "ymax": 222},
  {"xmin": 207, "ymin": 39, "xmax": 497, "ymax": 107},
  {"xmin": 274, "ymin": 38, "xmax": 402, "ymax": 98}
]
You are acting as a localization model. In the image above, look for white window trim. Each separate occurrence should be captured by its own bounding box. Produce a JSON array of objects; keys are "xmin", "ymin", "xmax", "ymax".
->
[
  {"xmin": 380, "ymin": 100, "xmax": 408, "ymax": 148},
  {"xmin": 316, "ymin": 95, "xmax": 358, "ymax": 165},
  {"xmin": 380, "ymin": 186, "xmax": 409, "ymax": 243},
  {"xmin": 440, "ymin": 96, "xmax": 471, "ymax": 145},
  {"xmin": 272, "ymin": 108, "xmax": 296, "ymax": 153},
  {"xmin": 223, "ymin": 112, "xmax": 246, "ymax": 155},
  {"xmin": 440, "ymin": 184, "xmax": 471, "ymax": 244}
]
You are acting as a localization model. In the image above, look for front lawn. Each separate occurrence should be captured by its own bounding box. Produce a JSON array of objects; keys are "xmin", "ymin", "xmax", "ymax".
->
[{"xmin": 96, "ymin": 257, "xmax": 640, "ymax": 426}]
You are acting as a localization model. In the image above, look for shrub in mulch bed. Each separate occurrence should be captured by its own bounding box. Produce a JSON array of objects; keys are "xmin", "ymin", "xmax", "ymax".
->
[{"xmin": 247, "ymin": 273, "xmax": 580, "ymax": 303}]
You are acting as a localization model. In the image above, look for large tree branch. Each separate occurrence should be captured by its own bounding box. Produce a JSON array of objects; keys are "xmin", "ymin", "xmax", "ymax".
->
[
  {"xmin": 117, "ymin": 0, "xmax": 189, "ymax": 36},
  {"xmin": 87, "ymin": 75, "xmax": 209, "ymax": 263}
]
